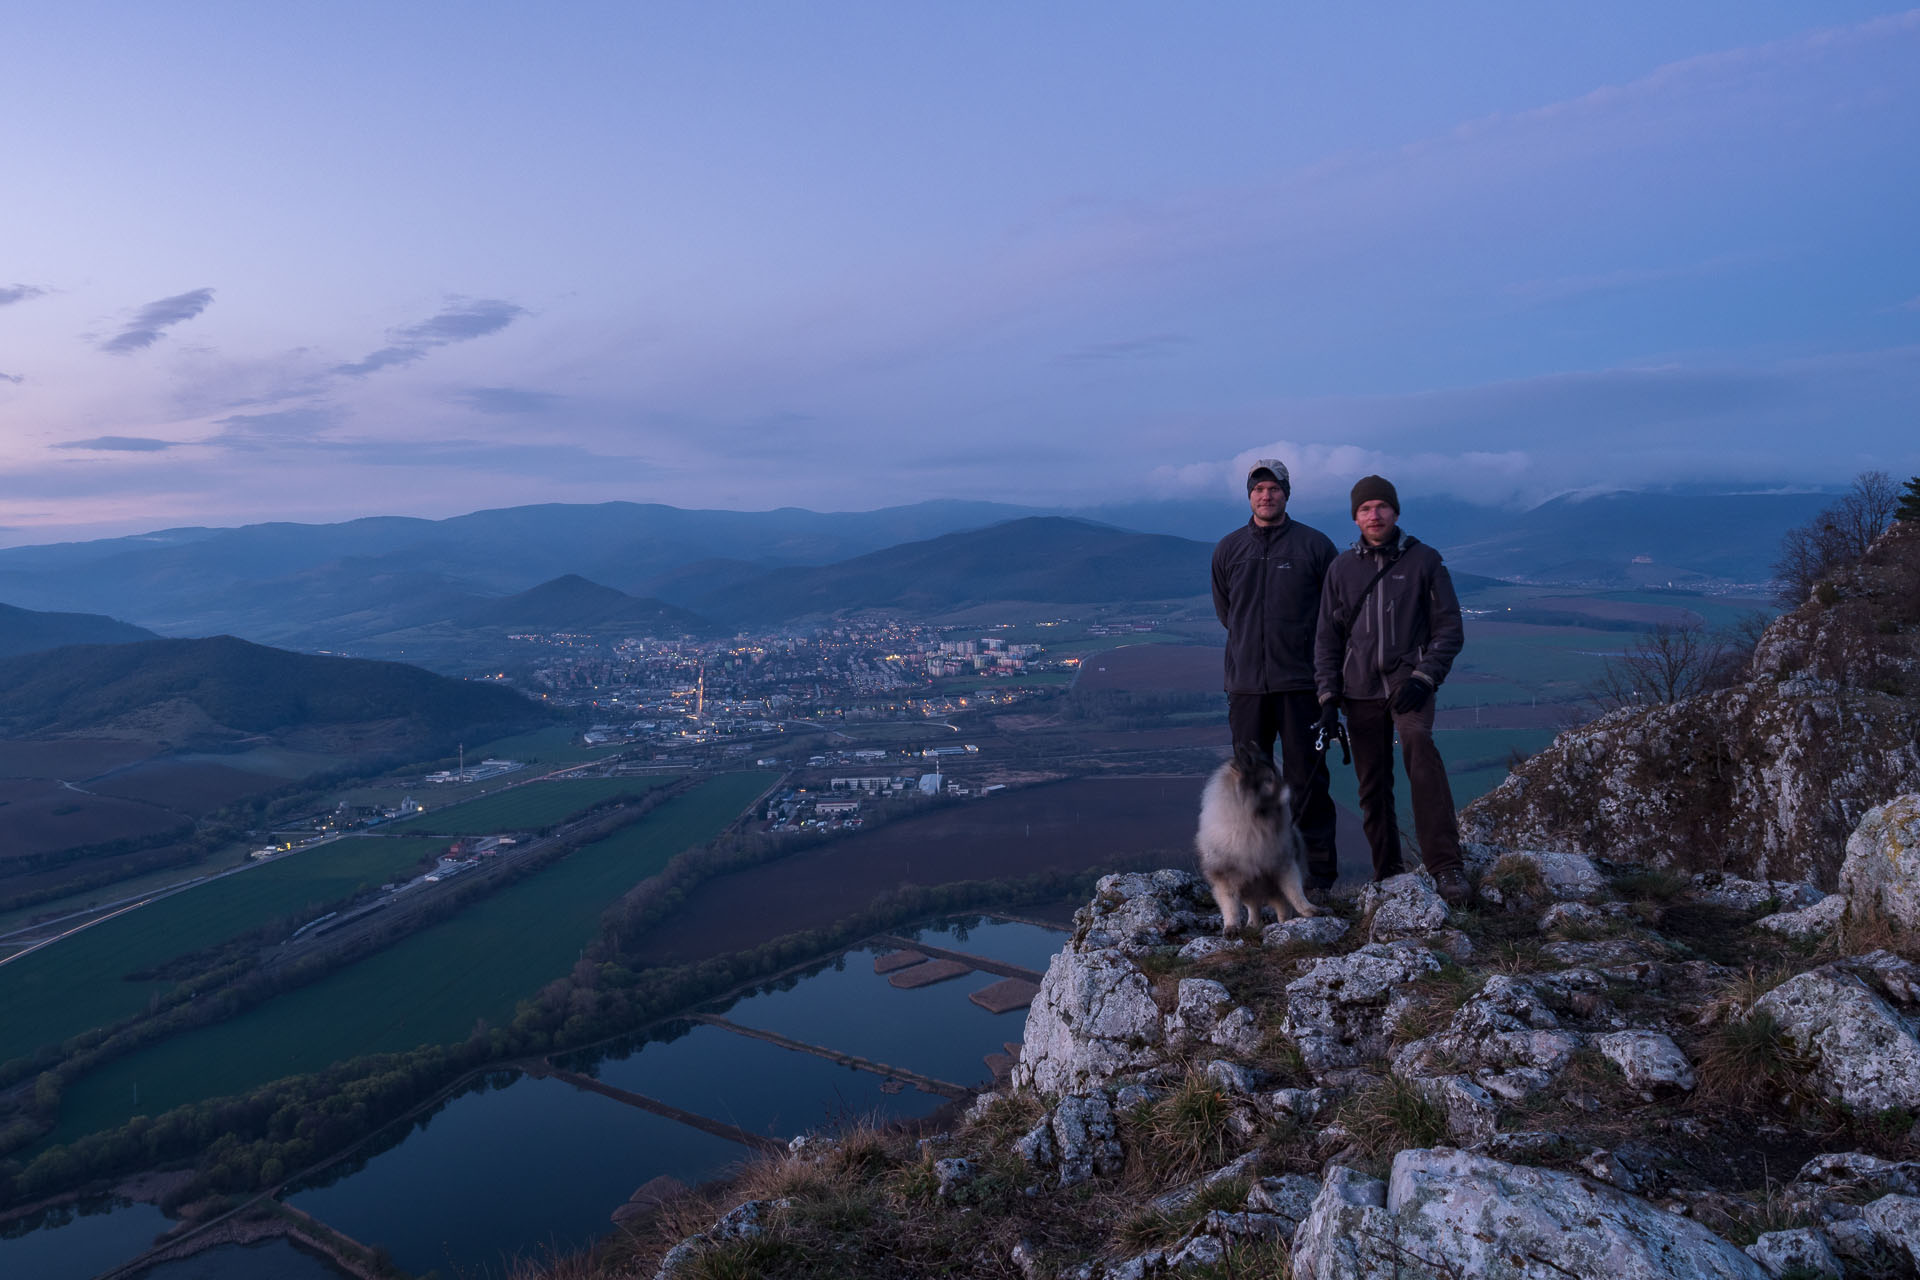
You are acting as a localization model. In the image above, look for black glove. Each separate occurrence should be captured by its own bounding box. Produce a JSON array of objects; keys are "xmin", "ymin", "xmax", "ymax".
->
[
  {"xmin": 1314, "ymin": 700, "xmax": 1341, "ymax": 738},
  {"xmin": 1391, "ymin": 678, "xmax": 1432, "ymax": 715}
]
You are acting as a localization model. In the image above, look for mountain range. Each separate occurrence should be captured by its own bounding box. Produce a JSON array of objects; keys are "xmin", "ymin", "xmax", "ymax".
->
[
  {"xmin": 0, "ymin": 488, "xmax": 1833, "ymax": 649},
  {"xmin": 0, "ymin": 602, "xmax": 157, "ymax": 658}
]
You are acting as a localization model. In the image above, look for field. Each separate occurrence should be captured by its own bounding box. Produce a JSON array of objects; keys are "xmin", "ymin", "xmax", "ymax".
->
[
  {"xmin": 629, "ymin": 775, "xmax": 1208, "ymax": 967},
  {"xmin": 46, "ymin": 772, "xmax": 775, "ymax": 1144},
  {"xmin": 468, "ymin": 724, "xmax": 626, "ymax": 767},
  {"xmin": 87, "ymin": 760, "xmax": 288, "ymax": 815},
  {"xmin": 383, "ymin": 776, "xmax": 679, "ymax": 836},
  {"xmin": 0, "ymin": 778, "xmax": 185, "ymax": 859},
  {"xmin": 1073, "ymin": 644, "xmax": 1220, "ymax": 692},
  {"xmin": 0, "ymin": 837, "xmax": 449, "ymax": 1067},
  {"xmin": 0, "ymin": 740, "xmax": 157, "ymax": 781}
]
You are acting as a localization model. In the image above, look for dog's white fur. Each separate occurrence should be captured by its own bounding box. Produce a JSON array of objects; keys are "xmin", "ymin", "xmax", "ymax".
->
[{"xmin": 1195, "ymin": 749, "xmax": 1319, "ymax": 934}]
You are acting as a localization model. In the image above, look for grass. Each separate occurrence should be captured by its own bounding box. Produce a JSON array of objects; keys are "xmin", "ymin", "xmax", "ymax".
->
[
  {"xmin": 1484, "ymin": 853, "xmax": 1546, "ymax": 903},
  {"xmin": 1695, "ymin": 1012, "xmax": 1815, "ymax": 1111},
  {"xmin": 469, "ymin": 724, "xmax": 627, "ymax": 766},
  {"xmin": 1336, "ymin": 1076, "xmax": 1448, "ymax": 1160},
  {"xmin": 384, "ymin": 776, "xmax": 677, "ymax": 835},
  {"xmin": 44, "ymin": 774, "xmax": 775, "ymax": 1144},
  {"xmin": 0, "ymin": 837, "xmax": 448, "ymax": 1066},
  {"xmin": 1130, "ymin": 1074, "xmax": 1238, "ymax": 1183},
  {"xmin": 1117, "ymin": 1176, "xmax": 1248, "ymax": 1252}
]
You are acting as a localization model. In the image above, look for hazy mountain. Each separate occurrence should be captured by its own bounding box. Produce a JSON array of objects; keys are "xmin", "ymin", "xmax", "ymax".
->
[
  {"xmin": 0, "ymin": 602, "xmax": 157, "ymax": 657},
  {"xmin": 690, "ymin": 517, "xmax": 1213, "ymax": 623},
  {"xmin": 0, "ymin": 636, "xmax": 549, "ymax": 746},
  {"xmin": 463, "ymin": 575, "xmax": 710, "ymax": 633}
]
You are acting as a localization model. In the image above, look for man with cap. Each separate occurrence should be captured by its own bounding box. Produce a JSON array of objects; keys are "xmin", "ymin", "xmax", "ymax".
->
[
  {"xmin": 1313, "ymin": 476, "xmax": 1472, "ymax": 905},
  {"xmin": 1211, "ymin": 459, "xmax": 1340, "ymax": 893}
]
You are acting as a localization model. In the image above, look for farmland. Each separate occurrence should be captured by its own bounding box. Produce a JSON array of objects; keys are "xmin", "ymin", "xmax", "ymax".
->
[
  {"xmin": 45, "ymin": 772, "xmax": 774, "ymax": 1144},
  {"xmin": 0, "ymin": 779, "xmax": 186, "ymax": 860},
  {"xmin": 0, "ymin": 837, "xmax": 448, "ymax": 1067},
  {"xmin": 628, "ymin": 775, "xmax": 1205, "ymax": 967},
  {"xmin": 383, "ymin": 776, "xmax": 680, "ymax": 836}
]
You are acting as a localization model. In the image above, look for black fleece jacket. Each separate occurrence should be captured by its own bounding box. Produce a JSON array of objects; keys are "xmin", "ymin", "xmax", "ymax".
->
[
  {"xmin": 1211, "ymin": 515, "xmax": 1338, "ymax": 694},
  {"xmin": 1314, "ymin": 530, "xmax": 1463, "ymax": 703}
]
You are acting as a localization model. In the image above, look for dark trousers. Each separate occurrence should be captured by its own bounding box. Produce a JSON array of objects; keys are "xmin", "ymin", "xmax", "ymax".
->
[
  {"xmin": 1344, "ymin": 696, "xmax": 1464, "ymax": 880},
  {"xmin": 1227, "ymin": 690, "xmax": 1338, "ymax": 885}
]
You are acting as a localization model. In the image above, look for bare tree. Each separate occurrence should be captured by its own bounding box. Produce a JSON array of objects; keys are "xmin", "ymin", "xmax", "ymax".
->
[
  {"xmin": 1773, "ymin": 470, "xmax": 1899, "ymax": 604},
  {"xmin": 1593, "ymin": 621, "xmax": 1729, "ymax": 708}
]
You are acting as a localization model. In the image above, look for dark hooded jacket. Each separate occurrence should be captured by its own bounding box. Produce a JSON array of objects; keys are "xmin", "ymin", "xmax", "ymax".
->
[
  {"xmin": 1211, "ymin": 515, "xmax": 1338, "ymax": 694},
  {"xmin": 1314, "ymin": 530, "xmax": 1463, "ymax": 703}
]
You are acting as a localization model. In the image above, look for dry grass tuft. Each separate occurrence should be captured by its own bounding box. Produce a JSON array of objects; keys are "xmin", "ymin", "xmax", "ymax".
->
[
  {"xmin": 1610, "ymin": 865, "xmax": 1690, "ymax": 906},
  {"xmin": 1697, "ymin": 964, "xmax": 1799, "ymax": 1028},
  {"xmin": 1695, "ymin": 1012, "xmax": 1816, "ymax": 1110},
  {"xmin": 1115, "ymin": 1176, "xmax": 1249, "ymax": 1252},
  {"xmin": 1485, "ymin": 854, "xmax": 1546, "ymax": 903},
  {"xmin": 1823, "ymin": 900, "xmax": 1920, "ymax": 962},
  {"xmin": 1337, "ymin": 1076, "xmax": 1448, "ymax": 1159},
  {"xmin": 1129, "ymin": 1073, "xmax": 1239, "ymax": 1183}
]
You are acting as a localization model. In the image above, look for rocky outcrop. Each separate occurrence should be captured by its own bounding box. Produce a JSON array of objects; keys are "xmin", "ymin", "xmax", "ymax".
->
[
  {"xmin": 1462, "ymin": 525, "xmax": 1920, "ymax": 887},
  {"xmin": 1292, "ymin": 1151, "xmax": 1769, "ymax": 1280},
  {"xmin": 1839, "ymin": 793, "xmax": 1920, "ymax": 930},
  {"xmin": 1283, "ymin": 941, "xmax": 1442, "ymax": 1078},
  {"xmin": 1753, "ymin": 958, "xmax": 1920, "ymax": 1113}
]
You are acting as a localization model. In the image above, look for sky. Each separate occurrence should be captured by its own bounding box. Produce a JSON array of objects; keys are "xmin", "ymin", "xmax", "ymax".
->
[{"xmin": 2, "ymin": 2, "xmax": 1917, "ymax": 544}]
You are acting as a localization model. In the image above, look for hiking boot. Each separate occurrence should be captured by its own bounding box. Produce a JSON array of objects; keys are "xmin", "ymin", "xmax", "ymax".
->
[{"xmin": 1432, "ymin": 866, "xmax": 1474, "ymax": 908}]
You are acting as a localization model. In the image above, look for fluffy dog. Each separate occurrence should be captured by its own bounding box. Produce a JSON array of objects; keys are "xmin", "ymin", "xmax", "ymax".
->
[{"xmin": 1196, "ymin": 744, "xmax": 1319, "ymax": 934}]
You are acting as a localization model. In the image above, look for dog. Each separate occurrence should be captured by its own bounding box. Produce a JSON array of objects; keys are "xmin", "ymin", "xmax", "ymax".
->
[{"xmin": 1195, "ymin": 743, "xmax": 1320, "ymax": 935}]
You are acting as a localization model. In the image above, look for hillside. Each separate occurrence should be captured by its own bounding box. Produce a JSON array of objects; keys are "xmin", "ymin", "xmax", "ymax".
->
[
  {"xmin": 0, "ymin": 635, "xmax": 551, "ymax": 746},
  {"xmin": 0, "ymin": 601, "xmax": 156, "ymax": 657},
  {"xmin": 690, "ymin": 517, "xmax": 1214, "ymax": 623},
  {"xmin": 464, "ymin": 574, "xmax": 710, "ymax": 634}
]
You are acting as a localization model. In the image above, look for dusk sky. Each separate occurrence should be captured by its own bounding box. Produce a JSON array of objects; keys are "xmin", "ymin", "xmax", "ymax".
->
[{"xmin": 3, "ymin": 3, "xmax": 1917, "ymax": 544}]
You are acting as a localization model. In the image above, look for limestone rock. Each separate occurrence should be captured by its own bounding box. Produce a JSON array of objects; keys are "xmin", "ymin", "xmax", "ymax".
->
[
  {"xmin": 1281, "ymin": 941, "xmax": 1441, "ymax": 1077},
  {"xmin": 1689, "ymin": 873, "xmax": 1826, "ymax": 913},
  {"xmin": 1753, "ymin": 965, "xmax": 1920, "ymax": 1112},
  {"xmin": 1246, "ymin": 1174, "xmax": 1321, "ymax": 1233},
  {"xmin": 1757, "ymin": 893, "xmax": 1849, "ymax": 940},
  {"xmin": 1076, "ymin": 870, "xmax": 1216, "ymax": 954},
  {"xmin": 1478, "ymin": 848, "xmax": 1609, "ymax": 905},
  {"xmin": 1166, "ymin": 979, "xmax": 1233, "ymax": 1048},
  {"xmin": 1743, "ymin": 1228, "xmax": 1841, "ymax": 1279},
  {"xmin": 1291, "ymin": 1150, "xmax": 1768, "ymax": 1280},
  {"xmin": 1012, "ymin": 1120, "xmax": 1056, "ymax": 1169},
  {"xmin": 1258, "ymin": 1086, "xmax": 1338, "ymax": 1123},
  {"xmin": 1203, "ymin": 1060, "xmax": 1261, "ymax": 1097},
  {"xmin": 1538, "ymin": 901, "xmax": 1608, "ymax": 932},
  {"xmin": 1791, "ymin": 1151, "xmax": 1920, "ymax": 1200},
  {"xmin": 1861, "ymin": 1193, "xmax": 1920, "ymax": 1270},
  {"xmin": 1838, "ymin": 794, "xmax": 1920, "ymax": 931},
  {"xmin": 933, "ymin": 1158, "xmax": 975, "ymax": 1198},
  {"xmin": 1595, "ymin": 1029, "xmax": 1697, "ymax": 1094},
  {"xmin": 1410, "ymin": 1073, "xmax": 1499, "ymax": 1144},
  {"xmin": 1177, "ymin": 936, "xmax": 1244, "ymax": 960},
  {"xmin": 1393, "ymin": 976, "xmax": 1584, "ymax": 1100},
  {"xmin": 1360, "ymin": 872, "xmax": 1449, "ymax": 941},
  {"xmin": 1263, "ymin": 915, "xmax": 1349, "ymax": 948},
  {"xmin": 1015, "ymin": 948, "xmax": 1163, "ymax": 1096},
  {"xmin": 1049, "ymin": 1093, "xmax": 1123, "ymax": 1186},
  {"xmin": 1461, "ymin": 577, "xmax": 1920, "ymax": 888}
]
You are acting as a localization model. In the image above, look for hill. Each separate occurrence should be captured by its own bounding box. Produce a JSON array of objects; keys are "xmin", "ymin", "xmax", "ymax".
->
[
  {"xmin": 0, "ymin": 602, "xmax": 156, "ymax": 657},
  {"xmin": 688, "ymin": 517, "xmax": 1213, "ymax": 623},
  {"xmin": 0, "ymin": 635, "xmax": 551, "ymax": 747},
  {"xmin": 464, "ymin": 575, "xmax": 710, "ymax": 633}
]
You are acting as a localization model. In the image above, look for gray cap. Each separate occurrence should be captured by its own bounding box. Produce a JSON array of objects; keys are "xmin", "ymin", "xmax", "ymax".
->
[{"xmin": 1246, "ymin": 458, "xmax": 1291, "ymax": 496}]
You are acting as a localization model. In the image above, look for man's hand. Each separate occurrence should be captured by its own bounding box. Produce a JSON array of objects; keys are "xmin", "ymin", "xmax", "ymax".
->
[
  {"xmin": 1391, "ymin": 679, "xmax": 1431, "ymax": 715},
  {"xmin": 1314, "ymin": 700, "xmax": 1341, "ymax": 738}
]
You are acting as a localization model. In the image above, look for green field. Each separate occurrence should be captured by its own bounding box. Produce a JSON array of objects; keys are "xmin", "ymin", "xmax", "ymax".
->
[
  {"xmin": 469, "ymin": 724, "xmax": 625, "ymax": 766},
  {"xmin": 0, "ymin": 838, "xmax": 446, "ymax": 1067},
  {"xmin": 382, "ymin": 776, "xmax": 677, "ymax": 835},
  {"xmin": 46, "ymin": 772, "xmax": 774, "ymax": 1145}
]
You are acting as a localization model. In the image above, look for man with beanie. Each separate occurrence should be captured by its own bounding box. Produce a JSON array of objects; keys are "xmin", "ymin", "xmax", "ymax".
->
[
  {"xmin": 1211, "ymin": 458, "xmax": 1340, "ymax": 892},
  {"xmin": 1313, "ymin": 476, "xmax": 1472, "ymax": 906}
]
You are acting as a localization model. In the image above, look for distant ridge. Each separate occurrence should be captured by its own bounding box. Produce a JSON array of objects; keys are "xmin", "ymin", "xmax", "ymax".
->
[
  {"xmin": 0, "ymin": 601, "xmax": 157, "ymax": 658},
  {"xmin": 0, "ymin": 635, "xmax": 550, "ymax": 745},
  {"xmin": 691, "ymin": 517, "xmax": 1214, "ymax": 623},
  {"xmin": 466, "ymin": 575, "xmax": 710, "ymax": 633}
]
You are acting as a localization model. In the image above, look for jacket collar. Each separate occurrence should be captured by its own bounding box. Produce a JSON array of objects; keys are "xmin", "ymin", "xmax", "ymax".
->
[{"xmin": 1247, "ymin": 514, "xmax": 1292, "ymax": 537}]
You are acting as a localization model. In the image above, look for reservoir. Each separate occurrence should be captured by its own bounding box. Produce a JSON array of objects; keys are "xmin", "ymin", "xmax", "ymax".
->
[{"xmin": 4, "ymin": 916, "xmax": 1063, "ymax": 1279}]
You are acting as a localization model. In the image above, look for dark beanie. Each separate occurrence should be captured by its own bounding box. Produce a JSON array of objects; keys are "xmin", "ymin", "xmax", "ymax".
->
[{"xmin": 1350, "ymin": 475, "xmax": 1400, "ymax": 518}]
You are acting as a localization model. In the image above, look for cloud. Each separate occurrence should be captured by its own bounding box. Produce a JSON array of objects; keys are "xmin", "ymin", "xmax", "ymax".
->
[
  {"xmin": 206, "ymin": 406, "xmax": 342, "ymax": 449},
  {"xmin": 334, "ymin": 298, "xmax": 526, "ymax": 377},
  {"xmin": 54, "ymin": 436, "xmax": 179, "ymax": 452},
  {"xmin": 454, "ymin": 386, "xmax": 566, "ymax": 415},
  {"xmin": 0, "ymin": 284, "xmax": 46, "ymax": 307},
  {"xmin": 0, "ymin": 371, "xmax": 21, "ymax": 384},
  {"xmin": 100, "ymin": 288, "xmax": 216, "ymax": 354}
]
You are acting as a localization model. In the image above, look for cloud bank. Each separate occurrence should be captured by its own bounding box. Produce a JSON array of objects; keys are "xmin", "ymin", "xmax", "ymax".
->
[
  {"xmin": 0, "ymin": 284, "xmax": 47, "ymax": 307},
  {"xmin": 56, "ymin": 436, "xmax": 178, "ymax": 452}
]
